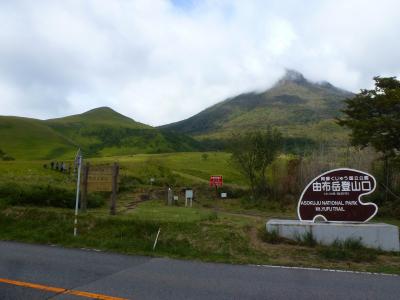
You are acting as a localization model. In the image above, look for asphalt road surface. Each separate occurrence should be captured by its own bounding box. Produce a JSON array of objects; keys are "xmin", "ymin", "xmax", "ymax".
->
[{"xmin": 0, "ymin": 241, "xmax": 399, "ymax": 300}]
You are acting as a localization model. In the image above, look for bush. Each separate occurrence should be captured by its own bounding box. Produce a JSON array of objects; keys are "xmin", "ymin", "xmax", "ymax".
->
[
  {"xmin": 0, "ymin": 183, "xmax": 105, "ymax": 209},
  {"xmin": 219, "ymin": 186, "xmax": 247, "ymax": 199},
  {"xmin": 87, "ymin": 193, "xmax": 106, "ymax": 208},
  {"xmin": 0, "ymin": 149, "xmax": 15, "ymax": 161},
  {"xmin": 2, "ymin": 155, "xmax": 15, "ymax": 161},
  {"xmin": 118, "ymin": 175, "xmax": 142, "ymax": 192}
]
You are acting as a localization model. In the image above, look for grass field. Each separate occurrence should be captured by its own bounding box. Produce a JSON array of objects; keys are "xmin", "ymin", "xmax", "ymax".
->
[
  {"xmin": 89, "ymin": 152, "xmax": 246, "ymax": 185},
  {"xmin": 0, "ymin": 152, "xmax": 244, "ymax": 188},
  {"xmin": 0, "ymin": 153, "xmax": 400, "ymax": 275},
  {"xmin": 0, "ymin": 200, "xmax": 399, "ymax": 275}
]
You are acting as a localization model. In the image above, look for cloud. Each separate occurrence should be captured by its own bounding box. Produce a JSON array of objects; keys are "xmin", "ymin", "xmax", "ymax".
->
[{"xmin": 0, "ymin": 0, "xmax": 399, "ymax": 125}]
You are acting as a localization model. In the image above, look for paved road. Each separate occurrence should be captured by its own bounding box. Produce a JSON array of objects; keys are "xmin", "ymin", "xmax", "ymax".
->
[{"xmin": 0, "ymin": 241, "xmax": 399, "ymax": 299}]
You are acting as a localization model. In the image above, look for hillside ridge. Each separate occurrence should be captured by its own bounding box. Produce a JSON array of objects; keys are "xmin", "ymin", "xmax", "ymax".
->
[{"xmin": 0, "ymin": 107, "xmax": 201, "ymax": 160}]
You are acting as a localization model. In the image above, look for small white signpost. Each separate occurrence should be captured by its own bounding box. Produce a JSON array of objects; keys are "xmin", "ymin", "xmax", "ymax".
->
[{"xmin": 185, "ymin": 189, "xmax": 193, "ymax": 207}]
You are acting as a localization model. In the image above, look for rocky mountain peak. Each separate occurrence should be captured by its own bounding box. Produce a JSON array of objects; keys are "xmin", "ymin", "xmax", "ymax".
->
[{"xmin": 276, "ymin": 69, "xmax": 308, "ymax": 86}]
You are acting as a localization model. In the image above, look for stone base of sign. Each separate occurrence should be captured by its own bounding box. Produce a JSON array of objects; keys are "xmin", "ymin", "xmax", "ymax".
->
[{"xmin": 266, "ymin": 219, "xmax": 400, "ymax": 252}]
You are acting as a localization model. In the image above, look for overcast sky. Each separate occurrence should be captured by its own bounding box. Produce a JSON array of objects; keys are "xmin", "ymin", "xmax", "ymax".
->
[{"xmin": 0, "ymin": 0, "xmax": 399, "ymax": 126}]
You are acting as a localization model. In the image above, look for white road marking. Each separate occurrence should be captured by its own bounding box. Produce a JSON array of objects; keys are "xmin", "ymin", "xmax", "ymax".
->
[{"xmin": 252, "ymin": 264, "xmax": 399, "ymax": 277}]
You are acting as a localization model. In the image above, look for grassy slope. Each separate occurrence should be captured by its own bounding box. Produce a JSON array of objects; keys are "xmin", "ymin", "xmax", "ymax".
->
[
  {"xmin": 0, "ymin": 116, "xmax": 76, "ymax": 160},
  {"xmin": 47, "ymin": 106, "xmax": 151, "ymax": 128},
  {"xmin": 89, "ymin": 152, "xmax": 245, "ymax": 186},
  {"xmin": 0, "ymin": 107, "xmax": 202, "ymax": 160},
  {"xmin": 162, "ymin": 72, "xmax": 352, "ymax": 144},
  {"xmin": 46, "ymin": 107, "xmax": 203, "ymax": 157},
  {"xmin": 46, "ymin": 107, "xmax": 153, "ymax": 154}
]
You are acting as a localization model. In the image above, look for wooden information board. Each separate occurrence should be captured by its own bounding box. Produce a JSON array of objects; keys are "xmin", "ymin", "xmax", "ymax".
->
[
  {"xmin": 81, "ymin": 162, "xmax": 120, "ymax": 215},
  {"xmin": 86, "ymin": 165, "xmax": 114, "ymax": 192}
]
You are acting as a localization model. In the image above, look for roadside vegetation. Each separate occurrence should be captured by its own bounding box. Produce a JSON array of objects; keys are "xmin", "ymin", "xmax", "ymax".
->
[{"xmin": 0, "ymin": 199, "xmax": 399, "ymax": 275}]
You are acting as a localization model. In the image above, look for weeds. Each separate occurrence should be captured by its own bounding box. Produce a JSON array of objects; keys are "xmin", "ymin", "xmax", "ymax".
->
[
  {"xmin": 260, "ymin": 229, "xmax": 282, "ymax": 244},
  {"xmin": 300, "ymin": 231, "xmax": 317, "ymax": 247},
  {"xmin": 206, "ymin": 211, "xmax": 219, "ymax": 221},
  {"xmin": 318, "ymin": 238, "xmax": 378, "ymax": 262}
]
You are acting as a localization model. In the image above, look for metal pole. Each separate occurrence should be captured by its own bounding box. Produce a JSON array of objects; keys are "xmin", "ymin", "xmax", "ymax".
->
[{"xmin": 74, "ymin": 150, "xmax": 82, "ymax": 237}]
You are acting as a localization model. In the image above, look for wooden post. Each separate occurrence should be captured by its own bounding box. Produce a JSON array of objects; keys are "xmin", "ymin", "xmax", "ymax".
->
[
  {"xmin": 110, "ymin": 162, "xmax": 119, "ymax": 215},
  {"xmin": 81, "ymin": 162, "xmax": 89, "ymax": 212}
]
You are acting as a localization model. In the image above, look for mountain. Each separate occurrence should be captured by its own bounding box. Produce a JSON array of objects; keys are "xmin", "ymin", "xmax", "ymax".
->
[
  {"xmin": 0, "ymin": 107, "xmax": 201, "ymax": 160},
  {"xmin": 0, "ymin": 71, "xmax": 354, "ymax": 160},
  {"xmin": 47, "ymin": 106, "xmax": 151, "ymax": 128},
  {"xmin": 161, "ymin": 70, "xmax": 354, "ymax": 145}
]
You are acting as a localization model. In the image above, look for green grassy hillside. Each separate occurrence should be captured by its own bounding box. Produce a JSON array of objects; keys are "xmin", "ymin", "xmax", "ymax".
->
[
  {"xmin": 46, "ymin": 107, "xmax": 202, "ymax": 156},
  {"xmin": 0, "ymin": 116, "xmax": 76, "ymax": 160},
  {"xmin": 46, "ymin": 106, "xmax": 151, "ymax": 128},
  {"xmin": 162, "ymin": 70, "xmax": 353, "ymax": 144},
  {"xmin": 0, "ymin": 107, "xmax": 202, "ymax": 160}
]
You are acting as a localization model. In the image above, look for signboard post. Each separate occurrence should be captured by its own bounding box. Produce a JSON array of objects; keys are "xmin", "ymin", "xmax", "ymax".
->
[
  {"xmin": 297, "ymin": 168, "xmax": 378, "ymax": 222},
  {"xmin": 81, "ymin": 162, "xmax": 119, "ymax": 215},
  {"xmin": 185, "ymin": 189, "xmax": 193, "ymax": 207},
  {"xmin": 266, "ymin": 168, "xmax": 400, "ymax": 252},
  {"xmin": 210, "ymin": 175, "xmax": 223, "ymax": 197}
]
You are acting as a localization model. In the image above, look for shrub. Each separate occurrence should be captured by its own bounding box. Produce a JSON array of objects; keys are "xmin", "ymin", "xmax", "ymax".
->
[
  {"xmin": 0, "ymin": 183, "xmax": 105, "ymax": 209},
  {"xmin": 219, "ymin": 186, "xmax": 247, "ymax": 199},
  {"xmin": 118, "ymin": 175, "xmax": 142, "ymax": 192},
  {"xmin": 2, "ymin": 155, "xmax": 15, "ymax": 161},
  {"xmin": 87, "ymin": 193, "xmax": 106, "ymax": 208}
]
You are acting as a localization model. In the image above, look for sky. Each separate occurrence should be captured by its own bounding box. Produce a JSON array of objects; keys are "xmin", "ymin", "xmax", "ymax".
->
[{"xmin": 0, "ymin": 0, "xmax": 399, "ymax": 126}]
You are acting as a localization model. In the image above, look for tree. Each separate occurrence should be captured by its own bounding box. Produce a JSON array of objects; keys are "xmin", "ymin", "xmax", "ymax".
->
[
  {"xmin": 230, "ymin": 129, "xmax": 282, "ymax": 200},
  {"xmin": 338, "ymin": 76, "xmax": 400, "ymax": 201},
  {"xmin": 338, "ymin": 76, "xmax": 400, "ymax": 159}
]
